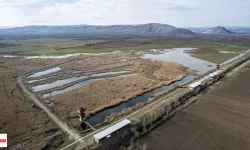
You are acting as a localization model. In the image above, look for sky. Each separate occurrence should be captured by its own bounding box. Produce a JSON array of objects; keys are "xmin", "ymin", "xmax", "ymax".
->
[{"xmin": 0, "ymin": 0, "xmax": 250, "ymax": 27}]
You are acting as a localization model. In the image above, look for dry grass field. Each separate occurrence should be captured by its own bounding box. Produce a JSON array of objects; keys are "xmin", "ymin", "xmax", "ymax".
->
[
  {"xmin": 0, "ymin": 57, "xmax": 70, "ymax": 149},
  {"xmin": 138, "ymin": 64, "xmax": 250, "ymax": 150},
  {"xmin": 0, "ymin": 51, "xmax": 188, "ymax": 148},
  {"xmin": 0, "ymin": 37, "xmax": 249, "ymax": 149}
]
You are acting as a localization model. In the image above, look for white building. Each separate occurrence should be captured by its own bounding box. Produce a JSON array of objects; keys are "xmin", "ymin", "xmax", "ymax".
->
[
  {"xmin": 209, "ymin": 72, "xmax": 218, "ymax": 78},
  {"xmin": 93, "ymin": 119, "xmax": 131, "ymax": 143},
  {"xmin": 188, "ymin": 81, "xmax": 201, "ymax": 90}
]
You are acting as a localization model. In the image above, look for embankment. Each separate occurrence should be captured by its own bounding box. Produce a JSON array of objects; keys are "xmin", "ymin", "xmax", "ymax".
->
[{"xmin": 90, "ymin": 53, "xmax": 250, "ymax": 150}]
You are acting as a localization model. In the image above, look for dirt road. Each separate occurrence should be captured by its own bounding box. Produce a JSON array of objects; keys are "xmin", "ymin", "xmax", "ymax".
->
[
  {"xmin": 138, "ymin": 63, "xmax": 250, "ymax": 150},
  {"xmin": 17, "ymin": 76, "xmax": 81, "ymax": 141}
]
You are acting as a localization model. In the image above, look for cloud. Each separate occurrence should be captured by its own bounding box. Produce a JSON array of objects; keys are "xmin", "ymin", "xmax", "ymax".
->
[
  {"xmin": 0, "ymin": 0, "xmax": 249, "ymax": 27},
  {"xmin": 0, "ymin": 0, "xmax": 46, "ymax": 7},
  {"xmin": 93, "ymin": 16, "xmax": 105, "ymax": 20},
  {"xmin": 166, "ymin": 5, "xmax": 200, "ymax": 11}
]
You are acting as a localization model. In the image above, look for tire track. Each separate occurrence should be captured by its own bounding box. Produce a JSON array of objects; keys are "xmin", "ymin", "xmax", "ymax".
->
[{"xmin": 17, "ymin": 76, "xmax": 81, "ymax": 141}]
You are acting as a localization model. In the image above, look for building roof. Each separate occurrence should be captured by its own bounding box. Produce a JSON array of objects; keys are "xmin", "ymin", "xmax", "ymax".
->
[
  {"xmin": 93, "ymin": 119, "xmax": 131, "ymax": 141},
  {"xmin": 209, "ymin": 72, "xmax": 218, "ymax": 77},
  {"xmin": 188, "ymin": 81, "xmax": 201, "ymax": 89}
]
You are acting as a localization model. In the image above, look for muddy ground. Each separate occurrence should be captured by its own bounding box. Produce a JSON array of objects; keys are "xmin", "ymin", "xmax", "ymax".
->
[
  {"xmin": 138, "ymin": 64, "xmax": 250, "ymax": 150},
  {"xmin": 45, "ymin": 52, "xmax": 188, "ymax": 121},
  {"xmin": 0, "ymin": 57, "xmax": 71, "ymax": 149}
]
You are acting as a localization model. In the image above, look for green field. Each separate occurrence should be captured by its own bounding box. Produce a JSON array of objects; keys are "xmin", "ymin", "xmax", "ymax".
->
[
  {"xmin": 245, "ymin": 65, "xmax": 250, "ymax": 69},
  {"xmin": 189, "ymin": 43, "xmax": 244, "ymax": 64},
  {"xmin": 0, "ymin": 37, "xmax": 248, "ymax": 64},
  {"xmin": 0, "ymin": 39, "xmax": 105, "ymax": 54},
  {"xmin": 22, "ymin": 48, "xmax": 115, "ymax": 55},
  {"xmin": 190, "ymin": 48, "xmax": 239, "ymax": 64}
]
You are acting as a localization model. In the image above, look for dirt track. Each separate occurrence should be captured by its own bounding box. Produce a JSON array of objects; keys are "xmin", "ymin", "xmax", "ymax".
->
[
  {"xmin": 139, "ymin": 64, "xmax": 250, "ymax": 150},
  {"xmin": 0, "ymin": 57, "xmax": 69, "ymax": 149},
  {"xmin": 17, "ymin": 77, "xmax": 81, "ymax": 140}
]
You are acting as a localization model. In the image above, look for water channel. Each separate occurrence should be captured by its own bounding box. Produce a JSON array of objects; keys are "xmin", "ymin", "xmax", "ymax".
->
[
  {"xmin": 32, "ymin": 71, "xmax": 130, "ymax": 92},
  {"xmin": 86, "ymin": 75, "xmax": 197, "ymax": 126},
  {"xmin": 42, "ymin": 74, "xmax": 136, "ymax": 98},
  {"xmin": 27, "ymin": 67, "xmax": 61, "ymax": 78}
]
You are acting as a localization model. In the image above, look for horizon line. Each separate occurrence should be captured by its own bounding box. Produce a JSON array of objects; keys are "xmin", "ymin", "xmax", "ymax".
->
[{"xmin": 0, "ymin": 23, "xmax": 250, "ymax": 29}]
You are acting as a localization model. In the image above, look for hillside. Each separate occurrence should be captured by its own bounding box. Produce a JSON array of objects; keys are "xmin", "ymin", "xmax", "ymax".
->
[
  {"xmin": 227, "ymin": 27, "xmax": 250, "ymax": 34},
  {"xmin": 203, "ymin": 26, "xmax": 233, "ymax": 34},
  {"xmin": 0, "ymin": 23, "xmax": 195, "ymax": 38},
  {"xmin": 189, "ymin": 27, "xmax": 250, "ymax": 34}
]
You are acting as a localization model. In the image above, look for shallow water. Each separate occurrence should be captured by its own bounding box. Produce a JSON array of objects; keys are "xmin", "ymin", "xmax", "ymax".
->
[
  {"xmin": 27, "ymin": 67, "xmax": 61, "ymax": 78},
  {"xmin": 89, "ymin": 71, "xmax": 129, "ymax": 77},
  {"xmin": 32, "ymin": 71, "xmax": 130, "ymax": 92},
  {"xmin": 27, "ymin": 78, "xmax": 49, "ymax": 83},
  {"xmin": 43, "ymin": 80, "xmax": 93, "ymax": 98},
  {"xmin": 219, "ymin": 51, "xmax": 236, "ymax": 54},
  {"xmin": 141, "ymin": 48, "xmax": 216, "ymax": 74},
  {"xmin": 32, "ymin": 75, "xmax": 88, "ymax": 92},
  {"xmin": 42, "ymin": 74, "xmax": 136, "ymax": 98},
  {"xmin": 43, "ymin": 129, "xmax": 58, "ymax": 137},
  {"xmin": 1, "ymin": 51, "xmax": 121, "ymax": 59},
  {"xmin": 86, "ymin": 75, "xmax": 197, "ymax": 126}
]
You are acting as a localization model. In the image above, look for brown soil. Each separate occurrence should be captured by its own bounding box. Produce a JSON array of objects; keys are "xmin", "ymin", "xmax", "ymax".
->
[
  {"xmin": 151, "ymin": 61, "xmax": 187, "ymax": 84},
  {"xmin": 0, "ymin": 57, "xmax": 67, "ymax": 149},
  {"xmin": 47, "ymin": 52, "xmax": 188, "ymax": 120},
  {"xmin": 138, "ymin": 65, "xmax": 250, "ymax": 150},
  {"xmin": 61, "ymin": 52, "xmax": 138, "ymax": 71},
  {"xmin": 127, "ymin": 59, "xmax": 187, "ymax": 81},
  {"xmin": 51, "ymin": 75, "xmax": 161, "ymax": 117},
  {"xmin": 27, "ymin": 52, "xmax": 138, "ymax": 80},
  {"xmin": 29, "ymin": 52, "xmax": 187, "ymax": 80}
]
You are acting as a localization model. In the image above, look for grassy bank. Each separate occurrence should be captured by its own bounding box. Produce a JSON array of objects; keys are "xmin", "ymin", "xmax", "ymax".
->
[
  {"xmin": 190, "ymin": 48, "xmax": 239, "ymax": 64},
  {"xmin": 20, "ymin": 47, "xmax": 115, "ymax": 55},
  {"xmin": 1, "ymin": 38, "xmax": 248, "ymax": 64},
  {"xmin": 188, "ymin": 42, "xmax": 245, "ymax": 64}
]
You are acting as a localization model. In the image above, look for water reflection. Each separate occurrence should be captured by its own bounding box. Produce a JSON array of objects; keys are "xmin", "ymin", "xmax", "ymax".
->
[
  {"xmin": 27, "ymin": 67, "xmax": 61, "ymax": 78},
  {"xmin": 87, "ymin": 75, "xmax": 197, "ymax": 126},
  {"xmin": 141, "ymin": 48, "xmax": 216, "ymax": 74},
  {"xmin": 42, "ymin": 74, "xmax": 137, "ymax": 98}
]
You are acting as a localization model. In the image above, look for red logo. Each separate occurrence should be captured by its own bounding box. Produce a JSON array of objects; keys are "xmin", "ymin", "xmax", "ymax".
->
[
  {"xmin": 0, "ymin": 134, "xmax": 7, "ymax": 147},
  {"xmin": 0, "ymin": 139, "xmax": 6, "ymax": 143}
]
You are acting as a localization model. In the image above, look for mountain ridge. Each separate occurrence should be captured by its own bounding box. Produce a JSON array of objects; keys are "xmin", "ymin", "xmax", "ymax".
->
[
  {"xmin": 0, "ymin": 23, "xmax": 195, "ymax": 38},
  {"xmin": 202, "ymin": 26, "xmax": 234, "ymax": 34}
]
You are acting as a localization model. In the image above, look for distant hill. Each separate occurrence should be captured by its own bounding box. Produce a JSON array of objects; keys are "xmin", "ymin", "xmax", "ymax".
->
[
  {"xmin": 227, "ymin": 27, "xmax": 250, "ymax": 34},
  {"xmin": 188, "ymin": 27, "xmax": 210, "ymax": 33},
  {"xmin": 189, "ymin": 26, "xmax": 250, "ymax": 35},
  {"xmin": 0, "ymin": 23, "xmax": 195, "ymax": 39},
  {"xmin": 202, "ymin": 26, "xmax": 234, "ymax": 34},
  {"xmin": 0, "ymin": 26, "xmax": 16, "ymax": 29}
]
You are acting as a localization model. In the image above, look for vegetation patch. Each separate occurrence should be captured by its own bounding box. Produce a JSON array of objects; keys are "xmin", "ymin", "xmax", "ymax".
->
[
  {"xmin": 245, "ymin": 65, "xmax": 250, "ymax": 69},
  {"xmin": 21, "ymin": 48, "xmax": 115, "ymax": 55},
  {"xmin": 190, "ymin": 48, "xmax": 239, "ymax": 64},
  {"xmin": 1, "ymin": 38, "xmax": 248, "ymax": 64}
]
